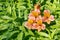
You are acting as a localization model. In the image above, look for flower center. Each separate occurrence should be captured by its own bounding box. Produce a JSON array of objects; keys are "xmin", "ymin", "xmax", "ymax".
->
[
  {"xmin": 32, "ymin": 11, "xmax": 39, "ymax": 17},
  {"xmin": 44, "ymin": 12, "xmax": 50, "ymax": 18},
  {"xmin": 37, "ymin": 20, "xmax": 42, "ymax": 25},
  {"xmin": 28, "ymin": 19, "xmax": 33, "ymax": 24}
]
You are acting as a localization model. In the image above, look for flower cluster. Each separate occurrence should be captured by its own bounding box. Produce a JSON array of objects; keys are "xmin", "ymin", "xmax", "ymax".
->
[{"xmin": 24, "ymin": 4, "xmax": 55, "ymax": 32}]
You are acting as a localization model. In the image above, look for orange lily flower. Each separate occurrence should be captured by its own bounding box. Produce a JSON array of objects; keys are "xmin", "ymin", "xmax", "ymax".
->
[
  {"xmin": 24, "ymin": 4, "xmax": 55, "ymax": 32},
  {"xmin": 43, "ymin": 10, "xmax": 55, "ymax": 24}
]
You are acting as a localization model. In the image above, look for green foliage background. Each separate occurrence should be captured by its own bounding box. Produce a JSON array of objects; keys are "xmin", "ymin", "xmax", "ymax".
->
[{"xmin": 0, "ymin": 0, "xmax": 60, "ymax": 40}]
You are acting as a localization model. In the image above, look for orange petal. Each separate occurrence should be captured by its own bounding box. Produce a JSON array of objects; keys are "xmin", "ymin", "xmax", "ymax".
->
[
  {"xmin": 34, "ymin": 9, "xmax": 40, "ymax": 14},
  {"xmin": 28, "ymin": 14, "xmax": 35, "ymax": 21},
  {"xmin": 36, "ymin": 15, "xmax": 42, "ymax": 22},
  {"xmin": 49, "ymin": 15, "xmax": 55, "ymax": 21},
  {"xmin": 28, "ymin": 13, "xmax": 33, "ymax": 17},
  {"xmin": 32, "ymin": 23, "xmax": 39, "ymax": 29},
  {"xmin": 24, "ymin": 22, "xmax": 32, "ymax": 29},
  {"xmin": 44, "ymin": 10, "xmax": 50, "ymax": 18},
  {"xmin": 38, "ymin": 28, "xmax": 41, "ymax": 32},
  {"xmin": 32, "ymin": 11, "xmax": 39, "ymax": 17},
  {"xmin": 42, "ymin": 16, "xmax": 47, "ymax": 22},
  {"xmin": 47, "ymin": 20, "xmax": 51, "ymax": 24},
  {"xmin": 41, "ymin": 24, "xmax": 45, "ymax": 30}
]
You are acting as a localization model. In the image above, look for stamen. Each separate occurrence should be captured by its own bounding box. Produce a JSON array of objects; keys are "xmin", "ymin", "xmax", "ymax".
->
[
  {"xmin": 32, "ymin": 11, "xmax": 39, "ymax": 17},
  {"xmin": 37, "ymin": 20, "xmax": 42, "ymax": 25},
  {"xmin": 28, "ymin": 19, "xmax": 33, "ymax": 24}
]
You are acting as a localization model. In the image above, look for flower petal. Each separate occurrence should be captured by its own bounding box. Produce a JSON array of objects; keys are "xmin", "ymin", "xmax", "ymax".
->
[
  {"xmin": 36, "ymin": 15, "xmax": 42, "ymax": 22},
  {"xmin": 44, "ymin": 10, "xmax": 50, "ymax": 17},
  {"xmin": 34, "ymin": 9, "xmax": 40, "ymax": 14},
  {"xmin": 24, "ymin": 22, "xmax": 32, "ymax": 29},
  {"xmin": 28, "ymin": 14, "xmax": 35, "ymax": 21},
  {"xmin": 32, "ymin": 23, "xmax": 39, "ymax": 29},
  {"xmin": 41, "ymin": 24, "xmax": 46, "ymax": 30},
  {"xmin": 32, "ymin": 11, "xmax": 39, "ymax": 17},
  {"xmin": 49, "ymin": 15, "xmax": 55, "ymax": 21},
  {"xmin": 46, "ymin": 20, "xmax": 51, "ymax": 24},
  {"xmin": 37, "ymin": 28, "xmax": 41, "ymax": 32},
  {"xmin": 42, "ymin": 16, "xmax": 47, "ymax": 22}
]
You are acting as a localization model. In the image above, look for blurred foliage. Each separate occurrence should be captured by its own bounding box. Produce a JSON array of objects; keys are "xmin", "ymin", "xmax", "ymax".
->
[{"xmin": 0, "ymin": 0, "xmax": 60, "ymax": 40}]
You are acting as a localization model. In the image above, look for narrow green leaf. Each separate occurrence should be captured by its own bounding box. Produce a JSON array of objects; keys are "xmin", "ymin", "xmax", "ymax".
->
[
  {"xmin": 17, "ymin": 32, "xmax": 23, "ymax": 40},
  {"xmin": 1, "ymin": 16, "xmax": 12, "ymax": 20},
  {"xmin": 51, "ymin": 29, "xmax": 57, "ymax": 38},
  {"xmin": 28, "ymin": 30, "xmax": 34, "ymax": 36},
  {"xmin": 19, "ymin": 26, "xmax": 26, "ymax": 32},
  {"xmin": 6, "ymin": 6, "xmax": 11, "ymax": 14},
  {"xmin": 36, "ymin": 31, "xmax": 49, "ymax": 37},
  {"xmin": 24, "ymin": 10, "xmax": 28, "ymax": 20}
]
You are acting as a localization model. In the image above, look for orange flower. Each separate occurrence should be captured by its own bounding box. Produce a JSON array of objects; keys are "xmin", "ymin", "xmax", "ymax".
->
[
  {"xmin": 25, "ymin": 14, "xmax": 46, "ymax": 32},
  {"xmin": 43, "ymin": 10, "xmax": 55, "ymax": 24},
  {"xmin": 24, "ymin": 4, "xmax": 55, "ymax": 32},
  {"xmin": 28, "ymin": 4, "xmax": 40, "ymax": 17},
  {"xmin": 34, "ymin": 4, "xmax": 40, "ymax": 16}
]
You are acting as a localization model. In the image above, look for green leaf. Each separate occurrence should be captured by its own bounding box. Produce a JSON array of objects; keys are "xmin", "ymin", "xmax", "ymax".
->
[
  {"xmin": 24, "ymin": 10, "xmax": 28, "ymax": 20},
  {"xmin": 17, "ymin": 32, "xmax": 23, "ymax": 40},
  {"xmin": 51, "ymin": 24, "xmax": 60, "ymax": 28},
  {"xmin": 1, "ymin": 16, "xmax": 12, "ymax": 20},
  {"xmin": 0, "ymin": 19, "xmax": 4, "ymax": 22},
  {"xmin": 51, "ymin": 29, "xmax": 57, "ymax": 38},
  {"xmin": 28, "ymin": 29, "xmax": 34, "ymax": 36},
  {"xmin": 51, "ymin": 20, "xmax": 60, "ymax": 28},
  {"xmin": 19, "ymin": 26, "xmax": 26, "ymax": 32},
  {"xmin": 40, "ymin": 38, "xmax": 52, "ymax": 40},
  {"xmin": 29, "ymin": 37, "xmax": 36, "ymax": 40},
  {"xmin": 0, "ymin": 6, "xmax": 2, "ymax": 11},
  {"xmin": 6, "ymin": 6, "xmax": 11, "ymax": 14},
  {"xmin": 36, "ymin": 31, "xmax": 49, "ymax": 37},
  {"xmin": 40, "ymin": 0, "xmax": 44, "ymax": 3},
  {"xmin": 0, "ymin": 24, "xmax": 9, "ymax": 30},
  {"xmin": 27, "ymin": 0, "xmax": 31, "ymax": 8},
  {"xmin": 12, "ymin": 4, "xmax": 17, "ymax": 20},
  {"xmin": 0, "ymin": 36, "xmax": 2, "ymax": 40},
  {"xmin": 1, "ymin": 31, "xmax": 19, "ymax": 39}
]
